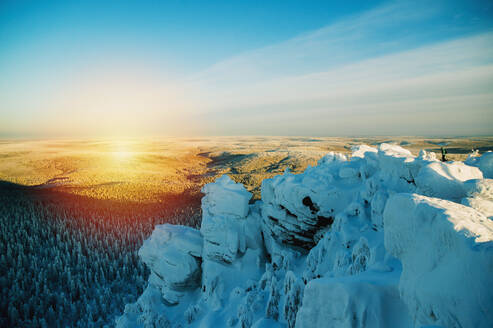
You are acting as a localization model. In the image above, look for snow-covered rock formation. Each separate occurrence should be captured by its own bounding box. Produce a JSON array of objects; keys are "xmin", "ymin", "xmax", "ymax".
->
[
  {"xmin": 117, "ymin": 144, "xmax": 493, "ymax": 328},
  {"xmin": 138, "ymin": 224, "xmax": 203, "ymax": 305},
  {"xmin": 385, "ymin": 194, "xmax": 493, "ymax": 328}
]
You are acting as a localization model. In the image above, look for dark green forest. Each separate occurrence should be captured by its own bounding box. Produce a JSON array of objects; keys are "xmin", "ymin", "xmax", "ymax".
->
[{"xmin": 0, "ymin": 182, "xmax": 202, "ymax": 327}]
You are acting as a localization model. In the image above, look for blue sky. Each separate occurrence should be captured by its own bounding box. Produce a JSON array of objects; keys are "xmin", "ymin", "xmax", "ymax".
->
[{"xmin": 1, "ymin": 0, "xmax": 492, "ymax": 137}]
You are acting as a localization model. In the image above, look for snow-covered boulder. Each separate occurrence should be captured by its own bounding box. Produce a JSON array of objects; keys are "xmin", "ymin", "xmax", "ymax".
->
[
  {"xmin": 296, "ymin": 270, "xmax": 412, "ymax": 328},
  {"xmin": 478, "ymin": 151, "xmax": 493, "ymax": 178},
  {"xmin": 138, "ymin": 224, "xmax": 203, "ymax": 304},
  {"xmin": 375, "ymin": 144, "xmax": 417, "ymax": 192},
  {"xmin": 461, "ymin": 179, "xmax": 493, "ymax": 218},
  {"xmin": 200, "ymin": 175, "xmax": 255, "ymax": 263},
  {"xmin": 261, "ymin": 153, "xmax": 360, "ymax": 252},
  {"xmin": 415, "ymin": 161, "xmax": 483, "ymax": 201},
  {"xmin": 465, "ymin": 151, "xmax": 493, "ymax": 178},
  {"xmin": 384, "ymin": 193, "xmax": 493, "ymax": 328},
  {"xmin": 202, "ymin": 175, "xmax": 252, "ymax": 218},
  {"xmin": 418, "ymin": 149, "xmax": 438, "ymax": 162},
  {"xmin": 351, "ymin": 144, "xmax": 378, "ymax": 158}
]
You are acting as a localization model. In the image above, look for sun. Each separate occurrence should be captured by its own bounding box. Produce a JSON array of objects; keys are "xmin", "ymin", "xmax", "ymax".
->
[
  {"xmin": 111, "ymin": 140, "xmax": 135, "ymax": 161},
  {"xmin": 114, "ymin": 150, "xmax": 133, "ymax": 160}
]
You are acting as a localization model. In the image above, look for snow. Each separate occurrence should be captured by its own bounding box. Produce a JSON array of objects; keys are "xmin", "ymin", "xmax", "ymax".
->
[
  {"xmin": 296, "ymin": 270, "xmax": 412, "ymax": 328},
  {"xmin": 384, "ymin": 193, "xmax": 493, "ymax": 327},
  {"xmin": 415, "ymin": 161, "xmax": 483, "ymax": 201},
  {"xmin": 117, "ymin": 145, "xmax": 493, "ymax": 328},
  {"xmin": 478, "ymin": 151, "xmax": 493, "ymax": 178},
  {"xmin": 202, "ymin": 175, "xmax": 252, "ymax": 218},
  {"xmin": 465, "ymin": 150, "xmax": 493, "ymax": 178},
  {"xmin": 200, "ymin": 175, "xmax": 256, "ymax": 263},
  {"xmin": 137, "ymin": 224, "xmax": 203, "ymax": 304}
]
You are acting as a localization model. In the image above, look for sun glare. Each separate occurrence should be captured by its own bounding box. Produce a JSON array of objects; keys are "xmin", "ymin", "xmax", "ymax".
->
[{"xmin": 111, "ymin": 141, "xmax": 135, "ymax": 161}]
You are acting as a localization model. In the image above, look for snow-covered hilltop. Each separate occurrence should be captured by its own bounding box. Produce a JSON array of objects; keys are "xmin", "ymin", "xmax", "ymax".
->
[{"xmin": 117, "ymin": 144, "xmax": 493, "ymax": 328}]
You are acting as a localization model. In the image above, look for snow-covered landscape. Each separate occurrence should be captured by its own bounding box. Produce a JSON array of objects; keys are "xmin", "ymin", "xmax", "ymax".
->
[
  {"xmin": 3, "ymin": 1, "xmax": 493, "ymax": 327},
  {"xmin": 116, "ymin": 144, "xmax": 493, "ymax": 328}
]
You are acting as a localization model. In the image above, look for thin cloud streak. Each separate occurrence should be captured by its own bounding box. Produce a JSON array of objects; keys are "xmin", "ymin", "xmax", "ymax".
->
[
  {"xmin": 180, "ymin": 3, "xmax": 493, "ymax": 136},
  {"xmin": 188, "ymin": 2, "xmax": 441, "ymax": 86}
]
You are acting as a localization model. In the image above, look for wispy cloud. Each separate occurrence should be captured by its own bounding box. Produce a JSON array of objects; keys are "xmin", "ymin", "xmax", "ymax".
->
[
  {"xmin": 180, "ymin": 1, "xmax": 493, "ymax": 136},
  {"xmin": 188, "ymin": 1, "xmax": 440, "ymax": 87}
]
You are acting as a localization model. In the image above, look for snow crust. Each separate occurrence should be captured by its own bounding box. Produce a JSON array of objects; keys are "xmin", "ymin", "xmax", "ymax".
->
[
  {"xmin": 384, "ymin": 194, "xmax": 493, "ymax": 327},
  {"xmin": 117, "ymin": 144, "xmax": 493, "ymax": 328}
]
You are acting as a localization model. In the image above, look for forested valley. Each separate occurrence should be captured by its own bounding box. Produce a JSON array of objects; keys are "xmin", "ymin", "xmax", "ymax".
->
[{"xmin": 0, "ymin": 182, "xmax": 202, "ymax": 327}]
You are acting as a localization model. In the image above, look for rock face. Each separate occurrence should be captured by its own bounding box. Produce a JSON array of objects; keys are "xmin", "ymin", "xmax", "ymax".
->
[
  {"xmin": 138, "ymin": 224, "xmax": 203, "ymax": 304},
  {"xmin": 200, "ymin": 175, "xmax": 257, "ymax": 263},
  {"xmin": 384, "ymin": 194, "xmax": 493, "ymax": 328},
  {"xmin": 117, "ymin": 145, "xmax": 493, "ymax": 328},
  {"xmin": 260, "ymin": 153, "xmax": 355, "ymax": 252}
]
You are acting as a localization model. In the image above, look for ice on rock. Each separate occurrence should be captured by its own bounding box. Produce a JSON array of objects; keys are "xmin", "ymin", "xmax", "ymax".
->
[
  {"xmin": 384, "ymin": 193, "xmax": 493, "ymax": 328},
  {"xmin": 138, "ymin": 224, "xmax": 203, "ymax": 304},
  {"xmin": 201, "ymin": 175, "xmax": 254, "ymax": 263}
]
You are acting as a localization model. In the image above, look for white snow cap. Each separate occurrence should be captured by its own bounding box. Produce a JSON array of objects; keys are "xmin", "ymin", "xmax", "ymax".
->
[
  {"xmin": 384, "ymin": 193, "xmax": 493, "ymax": 327},
  {"xmin": 351, "ymin": 144, "xmax": 378, "ymax": 158},
  {"xmin": 202, "ymin": 175, "xmax": 252, "ymax": 218}
]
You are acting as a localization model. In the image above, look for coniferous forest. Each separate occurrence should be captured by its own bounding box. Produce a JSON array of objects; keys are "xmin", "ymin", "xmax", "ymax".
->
[{"xmin": 0, "ymin": 182, "xmax": 202, "ymax": 327}]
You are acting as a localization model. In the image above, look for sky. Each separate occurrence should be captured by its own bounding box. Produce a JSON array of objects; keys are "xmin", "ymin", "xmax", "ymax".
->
[{"xmin": 1, "ymin": 0, "xmax": 492, "ymax": 138}]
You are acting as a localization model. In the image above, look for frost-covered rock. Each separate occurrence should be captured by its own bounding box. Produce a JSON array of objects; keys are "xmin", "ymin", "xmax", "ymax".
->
[
  {"xmin": 118, "ymin": 145, "xmax": 493, "ymax": 328},
  {"xmin": 384, "ymin": 193, "xmax": 493, "ymax": 328},
  {"xmin": 283, "ymin": 271, "xmax": 304, "ymax": 328},
  {"xmin": 415, "ymin": 161, "xmax": 483, "ymax": 201},
  {"xmin": 418, "ymin": 149, "xmax": 438, "ymax": 162},
  {"xmin": 351, "ymin": 144, "xmax": 378, "ymax": 158},
  {"xmin": 202, "ymin": 175, "xmax": 252, "ymax": 218},
  {"xmin": 461, "ymin": 179, "xmax": 493, "ymax": 218},
  {"xmin": 478, "ymin": 151, "xmax": 493, "ymax": 178},
  {"xmin": 465, "ymin": 151, "xmax": 493, "ymax": 178},
  {"xmin": 138, "ymin": 224, "xmax": 203, "ymax": 304},
  {"xmin": 296, "ymin": 270, "xmax": 412, "ymax": 328},
  {"xmin": 472, "ymin": 151, "xmax": 493, "ymax": 178},
  {"xmin": 261, "ymin": 153, "xmax": 359, "ymax": 252},
  {"xmin": 201, "ymin": 175, "xmax": 255, "ymax": 263}
]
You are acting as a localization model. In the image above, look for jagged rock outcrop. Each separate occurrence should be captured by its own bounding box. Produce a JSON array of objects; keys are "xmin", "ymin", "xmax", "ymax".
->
[
  {"xmin": 200, "ymin": 175, "xmax": 261, "ymax": 263},
  {"xmin": 138, "ymin": 224, "xmax": 203, "ymax": 304},
  {"xmin": 117, "ymin": 144, "xmax": 493, "ymax": 328}
]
